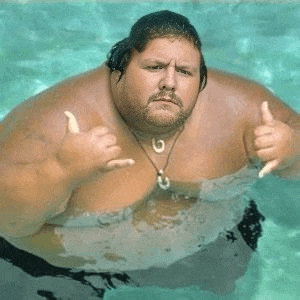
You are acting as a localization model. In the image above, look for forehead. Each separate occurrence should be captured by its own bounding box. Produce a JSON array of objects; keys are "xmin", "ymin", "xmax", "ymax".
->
[{"xmin": 132, "ymin": 38, "xmax": 200, "ymax": 67}]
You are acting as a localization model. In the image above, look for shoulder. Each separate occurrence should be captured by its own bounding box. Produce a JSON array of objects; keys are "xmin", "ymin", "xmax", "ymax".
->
[
  {"xmin": 1, "ymin": 65, "xmax": 111, "ymax": 163},
  {"xmin": 206, "ymin": 68, "xmax": 296, "ymax": 124},
  {"xmin": 205, "ymin": 68, "xmax": 299, "ymax": 161},
  {"xmin": 3, "ymin": 64, "xmax": 111, "ymax": 131}
]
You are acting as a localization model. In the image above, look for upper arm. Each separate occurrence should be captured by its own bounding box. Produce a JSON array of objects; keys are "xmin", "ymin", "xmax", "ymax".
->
[
  {"xmin": 207, "ymin": 69, "xmax": 299, "ymax": 161},
  {"xmin": 1, "ymin": 100, "xmax": 66, "ymax": 165},
  {"xmin": 1, "ymin": 67, "xmax": 107, "ymax": 166}
]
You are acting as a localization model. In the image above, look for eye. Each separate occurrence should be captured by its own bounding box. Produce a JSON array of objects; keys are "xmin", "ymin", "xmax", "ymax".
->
[
  {"xmin": 177, "ymin": 69, "xmax": 192, "ymax": 75},
  {"xmin": 147, "ymin": 65, "xmax": 163, "ymax": 70}
]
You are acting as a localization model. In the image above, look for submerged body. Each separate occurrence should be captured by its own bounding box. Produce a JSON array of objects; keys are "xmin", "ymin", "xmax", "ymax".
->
[
  {"xmin": 1, "ymin": 32, "xmax": 299, "ymax": 295},
  {"xmin": 0, "ymin": 64, "xmax": 290, "ymax": 259},
  {"xmin": 0, "ymin": 65, "xmax": 262, "ymax": 293}
]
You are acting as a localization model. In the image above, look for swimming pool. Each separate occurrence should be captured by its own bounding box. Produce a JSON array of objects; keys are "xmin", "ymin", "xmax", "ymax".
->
[{"xmin": 1, "ymin": 2, "xmax": 300, "ymax": 300}]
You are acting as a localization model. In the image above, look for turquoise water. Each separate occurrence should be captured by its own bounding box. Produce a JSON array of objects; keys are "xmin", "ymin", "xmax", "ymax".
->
[{"xmin": 1, "ymin": 2, "xmax": 300, "ymax": 300}]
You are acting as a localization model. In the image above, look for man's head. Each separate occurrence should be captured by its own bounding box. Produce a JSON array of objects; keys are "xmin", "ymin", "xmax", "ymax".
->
[
  {"xmin": 108, "ymin": 11, "xmax": 207, "ymax": 135},
  {"xmin": 107, "ymin": 10, "xmax": 207, "ymax": 92}
]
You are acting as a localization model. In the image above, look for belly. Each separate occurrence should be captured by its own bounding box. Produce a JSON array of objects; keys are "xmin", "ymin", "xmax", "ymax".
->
[
  {"xmin": 6, "ymin": 164, "xmax": 254, "ymax": 271},
  {"xmin": 59, "ymin": 161, "xmax": 205, "ymax": 217},
  {"xmin": 50, "ymin": 194, "xmax": 245, "ymax": 272},
  {"xmin": 8, "ymin": 187, "xmax": 246, "ymax": 271}
]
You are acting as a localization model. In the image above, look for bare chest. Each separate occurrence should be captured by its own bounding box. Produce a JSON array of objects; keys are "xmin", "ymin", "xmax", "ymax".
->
[{"xmin": 64, "ymin": 123, "xmax": 249, "ymax": 214}]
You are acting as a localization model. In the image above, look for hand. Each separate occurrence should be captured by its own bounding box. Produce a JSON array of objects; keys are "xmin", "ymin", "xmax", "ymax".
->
[
  {"xmin": 57, "ymin": 111, "xmax": 134, "ymax": 179},
  {"xmin": 255, "ymin": 102, "xmax": 296, "ymax": 178}
]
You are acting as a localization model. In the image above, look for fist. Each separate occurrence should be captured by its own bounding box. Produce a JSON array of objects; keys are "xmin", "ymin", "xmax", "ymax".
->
[
  {"xmin": 57, "ymin": 111, "xmax": 134, "ymax": 179},
  {"xmin": 255, "ymin": 102, "xmax": 296, "ymax": 178}
]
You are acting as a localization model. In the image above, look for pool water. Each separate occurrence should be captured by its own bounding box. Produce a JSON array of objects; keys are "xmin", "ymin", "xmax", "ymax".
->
[{"xmin": 1, "ymin": 2, "xmax": 300, "ymax": 300}]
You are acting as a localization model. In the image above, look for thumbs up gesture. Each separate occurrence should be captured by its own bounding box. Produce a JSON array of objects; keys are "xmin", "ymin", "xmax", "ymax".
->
[
  {"xmin": 255, "ymin": 102, "xmax": 296, "ymax": 178},
  {"xmin": 57, "ymin": 111, "xmax": 134, "ymax": 180}
]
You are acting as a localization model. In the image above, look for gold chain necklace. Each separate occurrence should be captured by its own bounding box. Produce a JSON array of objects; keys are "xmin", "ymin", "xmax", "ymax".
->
[{"xmin": 129, "ymin": 126, "xmax": 184, "ymax": 190}]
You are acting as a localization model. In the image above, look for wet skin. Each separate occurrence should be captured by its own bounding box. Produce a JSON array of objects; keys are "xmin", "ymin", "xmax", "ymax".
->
[{"xmin": 0, "ymin": 38, "xmax": 299, "ymax": 285}]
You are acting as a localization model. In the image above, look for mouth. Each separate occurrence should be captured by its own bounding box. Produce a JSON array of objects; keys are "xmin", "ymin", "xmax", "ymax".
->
[
  {"xmin": 148, "ymin": 92, "xmax": 183, "ymax": 108},
  {"xmin": 153, "ymin": 98, "xmax": 178, "ymax": 105}
]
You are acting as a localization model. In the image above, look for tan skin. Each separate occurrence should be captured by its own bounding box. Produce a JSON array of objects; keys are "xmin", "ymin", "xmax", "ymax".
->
[{"xmin": 0, "ymin": 38, "xmax": 299, "ymax": 269}]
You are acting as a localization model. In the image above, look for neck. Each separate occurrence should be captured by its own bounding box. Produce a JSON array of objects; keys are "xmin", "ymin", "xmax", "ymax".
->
[{"xmin": 128, "ymin": 126, "xmax": 183, "ymax": 143}]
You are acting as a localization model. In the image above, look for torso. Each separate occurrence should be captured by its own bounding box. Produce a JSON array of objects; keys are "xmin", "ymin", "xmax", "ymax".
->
[
  {"xmin": 4, "ymin": 65, "xmax": 261, "ymax": 269},
  {"xmin": 55, "ymin": 66, "xmax": 252, "ymax": 215}
]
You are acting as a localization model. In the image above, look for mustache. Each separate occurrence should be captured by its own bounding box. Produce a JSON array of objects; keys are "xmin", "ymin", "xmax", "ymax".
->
[{"xmin": 148, "ymin": 91, "xmax": 183, "ymax": 108}]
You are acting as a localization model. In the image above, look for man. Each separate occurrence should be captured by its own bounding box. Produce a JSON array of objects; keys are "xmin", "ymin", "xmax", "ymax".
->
[{"xmin": 0, "ymin": 10, "xmax": 299, "ymax": 296}]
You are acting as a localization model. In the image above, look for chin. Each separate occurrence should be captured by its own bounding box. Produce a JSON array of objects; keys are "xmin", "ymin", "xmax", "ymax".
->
[{"xmin": 144, "ymin": 110, "xmax": 187, "ymax": 131}]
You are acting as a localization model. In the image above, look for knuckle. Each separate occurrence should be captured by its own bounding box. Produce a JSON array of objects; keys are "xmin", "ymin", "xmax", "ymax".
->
[
  {"xmin": 254, "ymin": 138, "xmax": 261, "ymax": 147},
  {"xmin": 101, "ymin": 151, "xmax": 121, "ymax": 169},
  {"xmin": 256, "ymin": 149, "xmax": 264, "ymax": 159},
  {"xmin": 100, "ymin": 134, "xmax": 117, "ymax": 146},
  {"xmin": 254, "ymin": 126, "xmax": 263, "ymax": 135},
  {"xmin": 257, "ymin": 149, "xmax": 269, "ymax": 161},
  {"xmin": 91, "ymin": 126, "xmax": 109, "ymax": 135},
  {"xmin": 111, "ymin": 161, "xmax": 122, "ymax": 169},
  {"xmin": 106, "ymin": 145, "xmax": 121, "ymax": 157},
  {"xmin": 255, "ymin": 137, "xmax": 266, "ymax": 149},
  {"xmin": 94, "ymin": 134, "xmax": 116, "ymax": 148},
  {"xmin": 113, "ymin": 145, "xmax": 122, "ymax": 155},
  {"xmin": 254, "ymin": 128, "xmax": 261, "ymax": 136},
  {"xmin": 107, "ymin": 134, "xmax": 117, "ymax": 144}
]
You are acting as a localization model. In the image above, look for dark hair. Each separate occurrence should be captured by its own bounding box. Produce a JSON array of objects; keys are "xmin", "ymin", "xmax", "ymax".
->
[{"xmin": 107, "ymin": 10, "xmax": 207, "ymax": 91}]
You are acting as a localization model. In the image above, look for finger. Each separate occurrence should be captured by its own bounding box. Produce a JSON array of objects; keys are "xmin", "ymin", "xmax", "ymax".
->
[
  {"xmin": 64, "ymin": 111, "xmax": 80, "ymax": 133},
  {"xmin": 261, "ymin": 101, "xmax": 275, "ymax": 125},
  {"xmin": 254, "ymin": 125, "xmax": 273, "ymax": 137},
  {"xmin": 259, "ymin": 159, "xmax": 280, "ymax": 178},
  {"xmin": 255, "ymin": 135, "xmax": 274, "ymax": 149},
  {"xmin": 257, "ymin": 147, "xmax": 277, "ymax": 161},
  {"xmin": 89, "ymin": 126, "xmax": 109, "ymax": 136},
  {"xmin": 100, "ymin": 145, "xmax": 122, "ymax": 162},
  {"xmin": 97, "ymin": 134, "xmax": 117, "ymax": 148},
  {"xmin": 104, "ymin": 158, "xmax": 135, "ymax": 171}
]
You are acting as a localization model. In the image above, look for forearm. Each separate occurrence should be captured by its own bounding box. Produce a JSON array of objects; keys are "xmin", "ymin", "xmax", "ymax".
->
[{"xmin": 0, "ymin": 157, "xmax": 76, "ymax": 237}]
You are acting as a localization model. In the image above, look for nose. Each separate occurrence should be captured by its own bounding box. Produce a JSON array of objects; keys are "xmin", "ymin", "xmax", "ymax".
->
[{"xmin": 159, "ymin": 66, "xmax": 177, "ymax": 91}]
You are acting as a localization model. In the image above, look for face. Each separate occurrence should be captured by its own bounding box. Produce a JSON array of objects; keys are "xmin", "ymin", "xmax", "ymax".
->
[{"xmin": 112, "ymin": 38, "xmax": 201, "ymax": 134}]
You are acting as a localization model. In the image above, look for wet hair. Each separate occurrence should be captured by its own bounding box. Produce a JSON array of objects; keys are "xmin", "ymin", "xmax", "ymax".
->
[{"xmin": 107, "ymin": 10, "xmax": 207, "ymax": 91}]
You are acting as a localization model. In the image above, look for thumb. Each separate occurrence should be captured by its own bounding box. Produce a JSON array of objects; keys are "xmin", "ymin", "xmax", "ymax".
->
[
  {"xmin": 261, "ymin": 101, "xmax": 275, "ymax": 125},
  {"xmin": 64, "ymin": 111, "xmax": 80, "ymax": 133}
]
